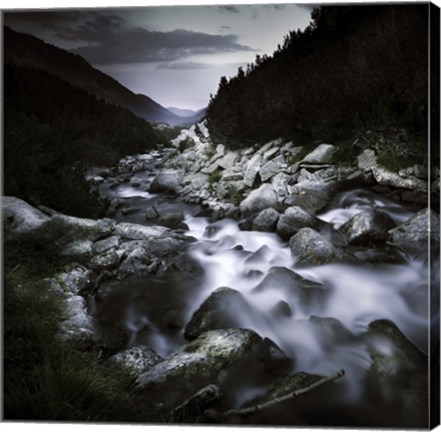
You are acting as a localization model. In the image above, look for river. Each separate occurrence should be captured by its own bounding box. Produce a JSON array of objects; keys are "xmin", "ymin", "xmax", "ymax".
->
[{"xmin": 91, "ymin": 152, "xmax": 430, "ymax": 426}]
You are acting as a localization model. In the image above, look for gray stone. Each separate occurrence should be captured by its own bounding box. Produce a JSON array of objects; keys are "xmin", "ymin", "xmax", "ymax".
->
[
  {"xmin": 263, "ymin": 371, "xmax": 323, "ymax": 401},
  {"xmin": 240, "ymin": 183, "xmax": 278, "ymax": 217},
  {"xmin": 276, "ymin": 206, "xmax": 320, "ymax": 240},
  {"xmin": 61, "ymin": 240, "xmax": 94, "ymax": 263},
  {"xmin": 115, "ymin": 222, "xmax": 168, "ymax": 240},
  {"xmin": 184, "ymin": 287, "xmax": 256, "ymax": 339},
  {"xmin": 243, "ymin": 154, "xmax": 263, "ymax": 187},
  {"xmin": 340, "ymin": 208, "xmax": 396, "ymax": 245},
  {"xmin": 89, "ymin": 248, "xmax": 121, "ymax": 272},
  {"xmin": 363, "ymin": 319, "xmax": 427, "ymax": 420},
  {"xmin": 399, "ymin": 164, "xmax": 428, "ymax": 180},
  {"xmin": 301, "ymin": 144, "xmax": 336, "ymax": 164},
  {"xmin": 150, "ymin": 170, "xmax": 184, "ymax": 195},
  {"xmin": 158, "ymin": 212, "xmax": 185, "ymax": 229},
  {"xmin": 271, "ymin": 172, "xmax": 290, "ymax": 198},
  {"xmin": 136, "ymin": 328, "xmax": 262, "ymax": 409},
  {"xmin": 285, "ymin": 180, "xmax": 336, "ymax": 214},
  {"xmin": 188, "ymin": 173, "xmax": 209, "ymax": 190},
  {"xmin": 308, "ymin": 315, "xmax": 355, "ymax": 345},
  {"xmin": 59, "ymin": 295, "xmax": 97, "ymax": 348},
  {"xmin": 260, "ymin": 159, "xmax": 282, "ymax": 182},
  {"xmin": 373, "ymin": 166, "xmax": 428, "ymax": 191},
  {"xmin": 389, "ymin": 209, "xmax": 440, "ymax": 260},
  {"xmin": 25, "ymin": 277, "xmax": 64, "ymax": 297},
  {"xmin": 252, "ymin": 208, "xmax": 280, "ymax": 232},
  {"xmin": 217, "ymin": 151, "xmax": 238, "ymax": 170},
  {"xmin": 289, "ymin": 228, "xmax": 349, "ymax": 265},
  {"xmin": 2, "ymin": 196, "xmax": 51, "ymax": 242},
  {"xmin": 105, "ymin": 346, "xmax": 163, "ymax": 375},
  {"xmin": 357, "ymin": 149, "xmax": 377, "ymax": 172},
  {"xmin": 252, "ymin": 266, "xmax": 328, "ymax": 310},
  {"xmin": 93, "ymin": 236, "xmax": 121, "ymax": 254},
  {"xmin": 221, "ymin": 171, "xmax": 243, "ymax": 182},
  {"xmin": 56, "ymin": 266, "xmax": 94, "ymax": 295},
  {"xmin": 40, "ymin": 215, "xmax": 116, "ymax": 249},
  {"xmin": 173, "ymin": 384, "xmax": 223, "ymax": 422},
  {"xmin": 263, "ymin": 146, "xmax": 280, "ymax": 161}
]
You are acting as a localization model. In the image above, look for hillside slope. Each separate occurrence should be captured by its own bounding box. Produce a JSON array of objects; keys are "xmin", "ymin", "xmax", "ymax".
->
[
  {"xmin": 4, "ymin": 26, "xmax": 200, "ymax": 126},
  {"xmin": 206, "ymin": 4, "xmax": 428, "ymax": 158}
]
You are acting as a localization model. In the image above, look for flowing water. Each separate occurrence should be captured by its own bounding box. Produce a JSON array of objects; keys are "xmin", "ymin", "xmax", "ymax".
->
[{"xmin": 93, "ymin": 158, "xmax": 430, "ymax": 425}]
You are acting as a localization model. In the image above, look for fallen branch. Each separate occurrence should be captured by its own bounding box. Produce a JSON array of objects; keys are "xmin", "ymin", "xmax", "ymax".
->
[{"xmin": 223, "ymin": 369, "xmax": 345, "ymax": 417}]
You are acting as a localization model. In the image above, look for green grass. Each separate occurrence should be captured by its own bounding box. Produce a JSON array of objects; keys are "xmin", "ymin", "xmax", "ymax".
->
[
  {"xmin": 208, "ymin": 170, "xmax": 222, "ymax": 189},
  {"xmin": 3, "ymin": 241, "xmax": 147, "ymax": 422},
  {"xmin": 228, "ymin": 185, "xmax": 243, "ymax": 206}
]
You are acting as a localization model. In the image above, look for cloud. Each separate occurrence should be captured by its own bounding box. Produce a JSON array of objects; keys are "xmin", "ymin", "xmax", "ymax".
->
[
  {"xmin": 263, "ymin": 4, "xmax": 287, "ymax": 11},
  {"xmin": 220, "ymin": 25, "xmax": 232, "ymax": 31},
  {"xmin": 157, "ymin": 61, "xmax": 210, "ymax": 70},
  {"xmin": 216, "ymin": 5, "xmax": 241, "ymax": 14},
  {"xmin": 68, "ymin": 27, "xmax": 254, "ymax": 64}
]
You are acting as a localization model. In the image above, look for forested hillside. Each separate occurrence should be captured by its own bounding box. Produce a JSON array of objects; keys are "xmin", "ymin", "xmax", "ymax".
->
[
  {"xmin": 4, "ymin": 64, "xmax": 167, "ymax": 217},
  {"xmin": 207, "ymin": 5, "xmax": 428, "ymax": 158},
  {"xmin": 4, "ymin": 27, "xmax": 195, "ymax": 126}
]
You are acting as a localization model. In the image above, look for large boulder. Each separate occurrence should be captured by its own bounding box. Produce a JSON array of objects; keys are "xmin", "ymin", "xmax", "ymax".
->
[
  {"xmin": 136, "ymin": 328, "xmax": 263, "ymax": 410},
  {"xmin": 89, "ymin": 248, "xmax": 121, "ymax": 272},
  {"xmin": 388, "ymin": 209, "xmax": 440, "ymax": 260},
  {"xmin": 240, "ymin": 184, "xmax": 278, "ymax": 217},
  {"xmin": 308, "ymin": 316, "xmax": 355, "ymax": 346},
  {"xmin": 252, "ymin": 208, "xmax": 280, "ymax": 232},
  {"xmin": 252, "ymin": 266, "xmax": 328, "ymax": 310},
  {"xmin": 157, "ymin": 212, "xmax": 185, "ymax": 229},
  {"xmin": 276, "ymin": 206, "xmax": 320, "ymax": 240},
  {"xmin": 93, "ymin": 236, "xmax": 121, "ymax": 254},
  {"xmin": 184, "ymin": 287, "xmax": 257, "ymax": 339},
  {"xmin": 56, "ymin": 266, "xmax": 94, "ymax": 295},
  {"xmin": 46, "ymin": 214, "xmax": 116, "ymax": 246},
  {"xmin": 259, "ymin": 159, "xmax": 283, "ymax": 182},
  {"xmin": 173, "ymin": 384, "xmax": 223, "ymax": 423},
  {"xmin": 301, "ymin": 144, "xmax": 336, "ymax": 164},
  {"xmin": 357, "ymin": 148, "xmax": 377, "ymax": 173},
  {"xmin": 289, "ymin": 228, "xmax": 349, "ymax": 265},
  {"xmin": 285, "ymin": 180, "xmax": 335, "ymax": 214},
  {"xmin": 2, "ymin": 196, "xmax": 50, "ymax": 242},
  {"xmin": 60, "ymin": 240, "xmax": 94, "ymax": 263},
  {"xmin": 243, "ymin": 154, "xmax": 263, "ymax": 187},
  {"xmin": 150, "ymin": 170, "xmax": 184, "ymax": 195},
  {"xmin": 59, "ymin": 295, "xmax": 97, "ymax": 349},
  {"xmin": 372, "ymin": 166, "xmax": 428, "ymax": 192},
  {"xmin": 340, "ymin": 208, "xmax": 395, "ymax": 245},
  {"xmin": 363, "ymin": 319, "xmax": 427, "ymax": 425},
  {"xmin": 114, "ymin": 222, "xmax": 169, "ymax": 240},
  {"xmin": 105, "ymin": 346, "xmax": 163, "ymax": 376}
]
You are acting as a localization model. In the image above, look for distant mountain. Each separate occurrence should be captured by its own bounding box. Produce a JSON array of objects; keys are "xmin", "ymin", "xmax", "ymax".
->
[
  {"xmin": 4, "ymin": 26, "xmax": 196, "ymax": 127},
  {"xmin": 168, "ymin": 107, "xmax": 198, "ymax": 117}
]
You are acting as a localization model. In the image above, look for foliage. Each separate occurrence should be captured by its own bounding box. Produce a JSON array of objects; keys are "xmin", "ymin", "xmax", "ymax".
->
[
  {"xmin": 4, "ymin": 64, "xmax": 168, "ymax": 217},
  {"xmin": 228, "ymin": 185, "xmax": 243, "ymax": 206},
  {"xmin": 3, "ymin": 242, "xmax": 145, "ymax": 422},
  {"xmin": 207, "ymin": 4, "xmax": 428, "ymax": 160},
  {"xmin": 203, "ymin": 143, "xmax": 217, "ymax": 160},
  {"xmin": 208, "ymin": 170, "xmax": 222, "ymax": 189},
  {"xmin": 178, "ymin": 137, "xmax": 195, "ymax": 153}
]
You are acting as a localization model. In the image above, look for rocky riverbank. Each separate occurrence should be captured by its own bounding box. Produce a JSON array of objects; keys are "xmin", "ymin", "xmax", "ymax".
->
[{"xmin": 3, "ymin": 122, "xmax": 439, "ymax": 426}]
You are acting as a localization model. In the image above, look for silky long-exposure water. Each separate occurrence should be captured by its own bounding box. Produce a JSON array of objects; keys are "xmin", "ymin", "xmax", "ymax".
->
[{"xmin": 93, "ymin": 161, "xmax": 430, "ymax": 426}]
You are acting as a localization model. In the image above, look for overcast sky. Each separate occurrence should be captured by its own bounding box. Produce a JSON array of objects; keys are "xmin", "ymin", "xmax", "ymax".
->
[{"xmin": 4, "ymin": 3, "xmax": 313, "ymax": 110}]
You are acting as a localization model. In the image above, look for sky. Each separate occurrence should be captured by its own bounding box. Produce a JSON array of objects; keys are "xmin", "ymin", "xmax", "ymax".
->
[{"xmin": 4, "ymin": 2, "xmax": 314, "ymax": 110}]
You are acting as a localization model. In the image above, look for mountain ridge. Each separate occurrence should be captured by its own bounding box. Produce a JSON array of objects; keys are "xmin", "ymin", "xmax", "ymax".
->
[{"xmin": 4, "ymin": 26, "xmax": 204, "ymax": 127}]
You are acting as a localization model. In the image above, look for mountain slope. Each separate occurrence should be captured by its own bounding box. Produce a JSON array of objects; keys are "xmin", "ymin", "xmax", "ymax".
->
[
  {"xmin": 168, "ymin": 107, "xmax": 198, "ymax": 117},
  {"xmin": 4, "ymin": 26, "xmax": 192, "ymax": 126},
  {"xmin": 206, "ymin": 4, "xmax": 428, "ymax": 152}
]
